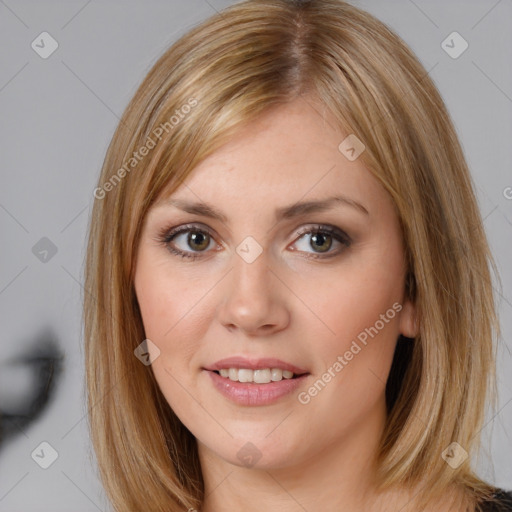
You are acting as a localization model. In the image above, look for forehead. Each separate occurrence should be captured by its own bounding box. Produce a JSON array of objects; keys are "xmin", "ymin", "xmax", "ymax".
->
[{"xmin": 152, "ymin": 98, "xmax": 388, "ymax": 216}]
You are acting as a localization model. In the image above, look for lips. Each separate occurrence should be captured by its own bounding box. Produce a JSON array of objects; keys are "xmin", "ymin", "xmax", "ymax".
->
[{"xmin": 203, "ymin": 356, "xmax": 310, "ymax": 406}]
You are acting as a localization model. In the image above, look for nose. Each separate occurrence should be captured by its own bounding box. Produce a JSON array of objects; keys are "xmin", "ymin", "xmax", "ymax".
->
[{"xmin": 216, "ymin": 246, "xmax": 290, "ymax": 337}]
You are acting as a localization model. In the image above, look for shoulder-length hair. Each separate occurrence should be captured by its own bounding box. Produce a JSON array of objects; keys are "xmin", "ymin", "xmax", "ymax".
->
[{"xmin": 83, "ymin": 0, "xmax": 500, "ymax": 510}]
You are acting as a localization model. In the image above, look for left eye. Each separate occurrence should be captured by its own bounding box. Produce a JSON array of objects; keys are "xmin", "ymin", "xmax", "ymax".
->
[{"xmin": 292, "ymin": 226, "xmax": 351, "ymax": 258}]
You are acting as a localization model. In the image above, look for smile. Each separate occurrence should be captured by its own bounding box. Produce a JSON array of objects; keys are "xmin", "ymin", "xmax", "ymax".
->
[{"xmin": 203, "ymin": 357, "xmax": 309, "ymax": 406}]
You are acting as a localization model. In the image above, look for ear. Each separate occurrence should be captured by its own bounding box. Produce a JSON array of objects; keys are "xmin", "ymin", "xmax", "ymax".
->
[{"xmin": 398, "ymin": 299, "xmax": 418, "ymax": 338}]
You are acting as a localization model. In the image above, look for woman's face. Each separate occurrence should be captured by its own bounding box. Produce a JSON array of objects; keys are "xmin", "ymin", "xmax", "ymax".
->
[{"xmin": 134, "ymin": 97, "xmax": 416, "ymax": 471}]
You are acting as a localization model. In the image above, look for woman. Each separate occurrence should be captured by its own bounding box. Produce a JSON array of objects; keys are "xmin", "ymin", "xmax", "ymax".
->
[{"xmin": 83, "ymin": 0, "xmax": 511, "ymax": 510}]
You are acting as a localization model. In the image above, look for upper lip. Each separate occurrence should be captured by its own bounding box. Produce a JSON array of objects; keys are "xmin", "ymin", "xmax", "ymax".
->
[{"xmin": 204, "ymin": 357, "xmax": 308, "ymax": 375}]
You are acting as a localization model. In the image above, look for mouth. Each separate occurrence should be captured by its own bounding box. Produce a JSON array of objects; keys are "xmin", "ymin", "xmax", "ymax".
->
[{"xmin": 203, "ymin": 357, "xmax": 310, "ymax": 406}]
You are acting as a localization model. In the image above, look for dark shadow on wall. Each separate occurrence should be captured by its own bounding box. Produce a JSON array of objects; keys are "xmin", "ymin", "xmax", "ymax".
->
[{"xmin": 0, "ymin": 326, "xmax": 63, "ymax": 450}]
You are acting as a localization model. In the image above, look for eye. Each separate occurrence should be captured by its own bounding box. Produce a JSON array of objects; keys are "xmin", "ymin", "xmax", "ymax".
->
[
  {"xmin": 155, "ymin": 224, "xmax": 218, "ymax": 260},
  {"xmin": 291, "ymin": 225, "xmax": 351, "ymax": 259}
]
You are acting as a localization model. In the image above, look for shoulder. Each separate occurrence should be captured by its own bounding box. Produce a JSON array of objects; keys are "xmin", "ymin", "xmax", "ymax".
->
[{"xmin": 479, "ymin": 489, "xmax": 512, "ymax": 512}]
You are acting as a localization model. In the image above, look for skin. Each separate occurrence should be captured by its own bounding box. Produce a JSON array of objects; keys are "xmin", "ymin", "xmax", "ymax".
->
[{"xmin": 134, "ymin": 97, "xmax": 466, "ymax": 511}]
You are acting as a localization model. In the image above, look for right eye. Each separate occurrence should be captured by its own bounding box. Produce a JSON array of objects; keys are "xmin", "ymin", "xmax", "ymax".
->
[{"xmin": 155, "ymin": 224, "xmax": 219, "ymax": 260}]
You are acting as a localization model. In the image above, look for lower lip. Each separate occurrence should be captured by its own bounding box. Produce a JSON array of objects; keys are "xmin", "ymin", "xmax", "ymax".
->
[{"xmin": 206, "ymin": 370, "xmax": 308, "ymax": 406}]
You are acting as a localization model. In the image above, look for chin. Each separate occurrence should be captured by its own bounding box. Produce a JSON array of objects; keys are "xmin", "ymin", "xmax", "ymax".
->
[{"xmin": 199, "ymin": 430, "xmax": 305, "ymax": 471}]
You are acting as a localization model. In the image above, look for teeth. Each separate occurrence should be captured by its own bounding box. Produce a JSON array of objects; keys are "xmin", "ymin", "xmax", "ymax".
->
[
  {"xmin": 254, "ymin": 369, "xmax": 271, "ymax": 383},
  {"xmin": 216, "ymin": 368, "xmax": 297, "ymax": 383},
  {"xmin": 238, "ymin": 369, "xmax": 253, "ymax": 382},
  {"xmin": 271, "ymin": 368, "xmax": 283, "ymax": 381}
]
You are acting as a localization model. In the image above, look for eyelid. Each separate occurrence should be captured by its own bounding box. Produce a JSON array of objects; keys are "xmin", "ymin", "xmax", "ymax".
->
[
  {"xmin": 293, "ymin": 224, "xmax": 352, "ymax": 245},
  {"xmin": 156, "ymin": 222, "xmax": 217, "ymax": 243}
]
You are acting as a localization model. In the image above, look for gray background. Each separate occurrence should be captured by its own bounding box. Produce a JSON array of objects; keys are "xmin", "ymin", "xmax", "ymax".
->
[{"xmin": 0, "ymin": 0, "xmax": 510, "ymax": 510}]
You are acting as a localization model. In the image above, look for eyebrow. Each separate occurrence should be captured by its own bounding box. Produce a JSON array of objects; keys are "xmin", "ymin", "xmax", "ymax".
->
[{"xmin": 163, "ymin": 195, "xmax": 369, "ymax": 222}]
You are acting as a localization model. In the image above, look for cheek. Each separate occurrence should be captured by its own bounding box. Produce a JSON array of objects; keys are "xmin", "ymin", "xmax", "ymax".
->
[
  {"xmin": 134, "ymin": 256, "xmax": 209, "ymax": 367},
  {"xmin": 295, "ymin": 261, "xmax": 404, "ymax": 438},
  {"xmin": 309, "ymin": 286, "xmax": 401, "ymax": 393},
  {"xmin": 134, "ymin": 258, "xmax": 214, "ymax": 423},
  {"xmin": 294, "ymin": 281, "xmax": 401, "ymax": 443},
  {"xmin": 293, "ymin": 242, "xmax": 405, "ymax": 401},
  {"xmin": 296, "ymin": 257, "xmax": 403, "ymax": 351}
]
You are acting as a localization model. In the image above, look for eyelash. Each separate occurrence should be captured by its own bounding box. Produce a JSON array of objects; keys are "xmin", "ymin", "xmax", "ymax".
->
[{"xmin": 154, "ymin": 223, "xmax": 352, "ymax": 261}]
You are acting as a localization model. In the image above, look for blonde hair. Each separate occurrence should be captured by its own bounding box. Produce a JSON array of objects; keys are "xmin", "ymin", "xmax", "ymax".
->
[{"xmin": 83, "ymin": 0, "xmax": 501, "ymax": 510}]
